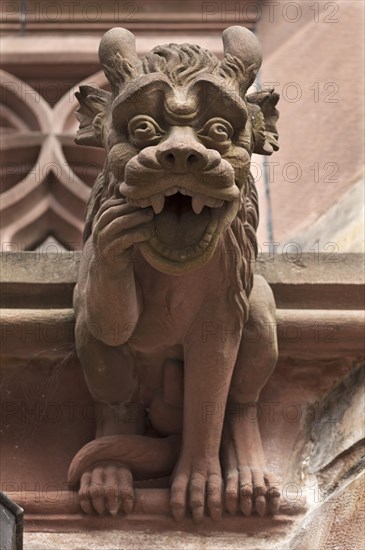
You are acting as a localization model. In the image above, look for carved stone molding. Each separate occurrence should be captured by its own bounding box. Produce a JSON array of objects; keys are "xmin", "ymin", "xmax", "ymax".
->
[{"xmin": 1, "ymin": 1, "xmax": 259, "ymax": 34}]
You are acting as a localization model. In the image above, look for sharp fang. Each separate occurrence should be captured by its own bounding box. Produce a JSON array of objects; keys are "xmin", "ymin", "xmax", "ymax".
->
[
  {"xmin": 165, "ymin": 187, "xmax": 178, "ymax": 196},
  {"xmin": 192, "ymin": 195, "xmax": 205, "ymax": 215},
  {"xmin": 150, "ymin": 193, "xmax": 165, "ymax": 214}
]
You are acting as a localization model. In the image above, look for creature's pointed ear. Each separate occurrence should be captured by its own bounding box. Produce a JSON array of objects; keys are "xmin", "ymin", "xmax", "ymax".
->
[
  {"xmin": 74, "ymin": 85, "xmax": 112, "ymax": 147},
  {"xmin": 247, "ymin": 90, "xmax": 280, "ymax": 155}
]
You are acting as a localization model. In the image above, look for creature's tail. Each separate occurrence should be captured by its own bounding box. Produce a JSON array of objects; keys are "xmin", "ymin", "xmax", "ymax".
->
[{"xmin": 67, "ymin": 434, "xmax": 180, "ymax": 485}]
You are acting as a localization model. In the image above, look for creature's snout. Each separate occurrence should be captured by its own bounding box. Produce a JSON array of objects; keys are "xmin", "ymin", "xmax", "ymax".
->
[
  {"xmin": 122, "ymin": 124, "xmax": 237, "ymax": 201},
  {"xmin": 154, "ymin": 126, "xmax": 220, "ymax": 174}
]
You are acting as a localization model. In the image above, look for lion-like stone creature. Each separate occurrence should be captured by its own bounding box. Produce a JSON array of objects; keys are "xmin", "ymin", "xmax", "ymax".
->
[{"xmin": 68, "ymin": 26, "xmax": 280, "ymax": 522}]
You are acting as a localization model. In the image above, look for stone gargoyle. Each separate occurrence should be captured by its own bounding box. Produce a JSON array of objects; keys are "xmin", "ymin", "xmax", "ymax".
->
[{"xmin": 68, "ymin": 26, "xmax": 280, "ymax": 522}]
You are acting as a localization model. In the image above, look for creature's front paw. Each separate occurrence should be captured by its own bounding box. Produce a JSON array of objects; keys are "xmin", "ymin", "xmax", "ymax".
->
[
  {"xmin": 79, "ymin": 463, "xmax": 134, "ymax": 516},
  {"xmin": 224, "ymin": 460, "xmax": 281, "ymax": 516},
  {"xmin": 170, "ymin": 457, "xmax": 223, "ymax": 523},
  {"xmin": 221, "ymin": 412, "xmax": 281, "ymax": 516}
]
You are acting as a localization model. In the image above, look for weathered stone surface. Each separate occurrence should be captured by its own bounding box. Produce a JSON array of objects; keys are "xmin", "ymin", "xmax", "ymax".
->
[
  {"xmin": 283, "ymin": 362, "xmax": 365, "ymax": 550},
  {"xmin": 287, "ymin": 471, "xmax": 365, "ymax": 550},
  {"xmin": 309, "ymin": 364, "xmax": 365, "ymax": 473},
  {"xmin": 24, "ymin": 529, "xmax": 286, "ymax": 550}
]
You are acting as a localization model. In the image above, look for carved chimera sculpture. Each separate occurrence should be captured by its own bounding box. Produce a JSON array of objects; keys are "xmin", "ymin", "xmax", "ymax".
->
[{"xmin": 68, "ymin": 26, "xmax": 280, "ymax": 522}]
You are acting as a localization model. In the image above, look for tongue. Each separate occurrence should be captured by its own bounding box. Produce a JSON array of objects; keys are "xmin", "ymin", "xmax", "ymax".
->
[{"xmin": 154, "ymin": 206, "xmax": 210, "ymax": 247}]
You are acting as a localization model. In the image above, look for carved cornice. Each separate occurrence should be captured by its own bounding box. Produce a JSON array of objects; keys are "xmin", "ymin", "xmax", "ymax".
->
[{"xmin": 1, "ymin": 1, "xmax": 260, "ymax": 34}]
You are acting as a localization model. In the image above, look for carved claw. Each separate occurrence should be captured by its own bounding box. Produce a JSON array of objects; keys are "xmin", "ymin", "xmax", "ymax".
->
[
  {"xmin": 266, "ymin": 475, "xmax": 282, "ymax": 515},
  {"xmin": 223, "ymin": 463, "xmax": 281, "ymax": 517},
  {"xmin": 79, "ymin": 463, "xmax": 134, "ymax": 516},
  {"xmin": 170, "ymin": 462, "xmax": 223, "ymax": 523}
]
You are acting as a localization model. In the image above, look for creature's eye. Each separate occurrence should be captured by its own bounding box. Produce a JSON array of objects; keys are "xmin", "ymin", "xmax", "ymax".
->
[
  {"xmin": 128, "ymin": 115, "xmax": 164, "ymax": 147},
  {"xmin": 197, "ymin": 118, "xmax": 233, "ymax": 151}
]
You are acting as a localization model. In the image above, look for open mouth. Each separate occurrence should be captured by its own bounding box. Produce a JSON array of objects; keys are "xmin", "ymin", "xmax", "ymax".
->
[
  {"xmin": 127, "ymin": 186, "xmax": 237, "ymax": 270},
  {"xmin": 128, "ymin": 187, "xmax": 224, "ymax": 214}
]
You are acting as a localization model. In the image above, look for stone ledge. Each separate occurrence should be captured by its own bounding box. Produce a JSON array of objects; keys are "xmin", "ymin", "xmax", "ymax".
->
[
  {"xmin": 1, "ymin": 252, "xmax": 364, "ymax": 310},
  {"xmin": 7, "ymin": 489, "xmax": 306, "ymax": 534},
  {"xmin": 1, "ymin": 307, "xmax": 364, "ymax": 360}
]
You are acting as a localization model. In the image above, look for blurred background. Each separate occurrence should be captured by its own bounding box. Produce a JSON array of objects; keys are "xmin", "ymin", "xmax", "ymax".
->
[{"xmin": 1, "ymin": 0, "xmax": 364, "ymax": 254}]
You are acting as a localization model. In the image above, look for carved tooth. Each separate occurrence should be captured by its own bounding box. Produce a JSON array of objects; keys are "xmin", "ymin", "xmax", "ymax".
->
[
  {"xmin": 192, "ymin": 195, "xmax": 206, "ymax": 215},
  {"xmin": 150, "ymin": 193, "xmax": 165, "ymax": 214},
  {"xmin": 165, "ymin": 187, "xmax": 178, "ymax": 196}
]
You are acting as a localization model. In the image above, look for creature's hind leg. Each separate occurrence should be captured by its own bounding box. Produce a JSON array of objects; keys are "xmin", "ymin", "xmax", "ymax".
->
[
  {"xmin": 221, "ymin": 275, "xmax": 280, "ymax": 516},
  {"xmin": 73, "ymin": 313, "xmax": 144, "ymax": 515}
]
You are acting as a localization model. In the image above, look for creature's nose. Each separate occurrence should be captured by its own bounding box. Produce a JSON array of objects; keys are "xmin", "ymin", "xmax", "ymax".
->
[
  {"xmin": 155, "ymin": 128, "xmax": 207, "ymax": 172},
  {"xmin": 157, "ymin": 147, "xmax": 204, "ymax": 172}
]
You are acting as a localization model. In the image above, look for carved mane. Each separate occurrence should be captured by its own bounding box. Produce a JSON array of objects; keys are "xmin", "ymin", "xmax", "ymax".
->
[
  {"xmin": 221, "ymin": 173, "xmax": 259, "ymax": 323},
  {"xmin": 143, "ymin": 44, "xmax": 220, "ymax": 85}
]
